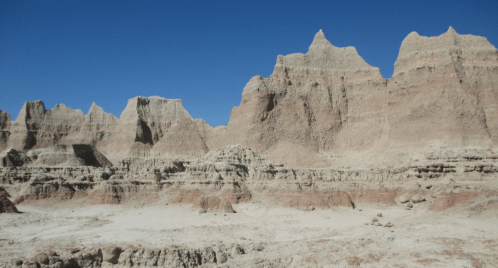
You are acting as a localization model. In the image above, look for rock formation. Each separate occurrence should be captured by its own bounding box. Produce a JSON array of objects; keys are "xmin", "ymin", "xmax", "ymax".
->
[
  {"xmin": 202, "ymin": 30, "xmax": 388, "ymax": 167},
  {"xmin": 0, "ymin": 186, "xmax": 18, "ymax": 213},
  {"xmin": 1, "ymin": 27, "xmax": 498, "ymax": 268},
  {"xmin": 0, "ymin": 97, "xmax": 208, "ymax": 164},
  {"xmin": 0, "ymin": 28, "xmax": 497, "ymax": 213},
  {"xmin": 388, "ymin": 26, "xmax": 498, "ymax": 151},
  {"xmin": 10, "ymin": 242, "xmax": 261, "ymax": 268}
]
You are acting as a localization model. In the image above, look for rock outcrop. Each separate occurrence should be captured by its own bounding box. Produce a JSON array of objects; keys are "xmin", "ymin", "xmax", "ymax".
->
[
  {"xmin": 0, "ymin": 28, "xmax": 497, "ymax": 213},
  {"xmin": 1, "ymin": 28, "xmax": 496, "ymax": 168},
  {"xmin": 0, "ymin": 97, "xmax": 208, "ymax": 164},
  {"xmin": 0, "ymin": 186, "xmax": 18, "ymax": 213},
  {"xmin": 27, "ymin": 144, "xmax": 112, "ymax": 167},
  {"xmin": 10, "ymin": 242, "xmax": 261, "ymax": 268},
  {"xmin": 388, "ymin": 26, "xmax": 498, "ymax": 151},
  {"xmin": 4, "ymin": 144, "xmax": 498, "ymax": 213},
  {"xmin": 204, "ymin": 30, "xmax": 388, "ymax": 167},
  {"xmin": 0, "ymin": 148, "xmax": 30, "ymax": 167}
]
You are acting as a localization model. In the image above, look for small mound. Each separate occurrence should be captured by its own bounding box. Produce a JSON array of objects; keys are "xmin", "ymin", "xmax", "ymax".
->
[{"xmin": 0, "ymin": 187, "xmax": 19, "ymax": 213}]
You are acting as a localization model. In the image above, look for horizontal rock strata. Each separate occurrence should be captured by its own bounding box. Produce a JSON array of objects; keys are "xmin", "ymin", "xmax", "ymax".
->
[
  {"xmin": 2, "ymin": 145, "xmax": 497, "ymax": 214},
  {"xmin": 0, "ymin": 28, "xmax": 497, "ymax": 214}
]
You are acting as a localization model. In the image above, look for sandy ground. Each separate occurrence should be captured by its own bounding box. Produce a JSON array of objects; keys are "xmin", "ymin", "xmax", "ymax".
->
[{"xmin": 1, "ymin": 198, "xmax": 497, "ymax": 267}]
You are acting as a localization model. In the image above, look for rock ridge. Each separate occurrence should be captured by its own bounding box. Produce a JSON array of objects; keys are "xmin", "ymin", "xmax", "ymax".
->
[{"xmin": 0, "ymin": 27, "xmax": 496, "ymax": 169}]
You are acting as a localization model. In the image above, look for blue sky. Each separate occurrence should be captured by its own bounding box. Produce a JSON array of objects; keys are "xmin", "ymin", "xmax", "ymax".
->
[{"xmin": 1, "ymin": 0, "xmax": 497, "ymax": 127}]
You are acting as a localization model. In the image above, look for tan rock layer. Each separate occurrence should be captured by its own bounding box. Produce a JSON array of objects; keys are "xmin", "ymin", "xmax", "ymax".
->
[
  {"xmin": 5, "ymin": 145, "xmax": 497, "ymax": 213},
  {"xmin": 1, "ymin": 97, "xmax": 208, "ymax": 164}
]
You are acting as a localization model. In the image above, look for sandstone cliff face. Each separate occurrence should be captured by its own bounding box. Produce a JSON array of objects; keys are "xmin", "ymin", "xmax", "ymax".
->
[
  {"xmin": 76, "ymin": 102, "xmax": 119, "ymax": 156},
  {"xmin": 0, "ymin": 97, "xmax": 208, "ymax": 164},
  {"xmin": 104, "ymin": 96, "xmax": 208, "ymax": 162},
  {"xmin": 7, "ymin": 102, "xmax": 85, "ymax": 151},
  {"xmin": 196, "ymin": 28, "xmax": 497, "ymax": 167},
  {"xmin": 388, "ymin": 27, "xmax": 498, "ymax": 151},
  {"xmin": 208, "ymin": 30, "xmax": 388, "ymax": 166}
]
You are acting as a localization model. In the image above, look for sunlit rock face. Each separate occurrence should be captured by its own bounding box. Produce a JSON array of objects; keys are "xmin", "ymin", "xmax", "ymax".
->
[
  {"xmin": 388, "ymin": 27, "xmax": 498, "ymax": 151},
  {"xmin": 203, "ymin": 30, "xmax": 388, "ymax": 167}
]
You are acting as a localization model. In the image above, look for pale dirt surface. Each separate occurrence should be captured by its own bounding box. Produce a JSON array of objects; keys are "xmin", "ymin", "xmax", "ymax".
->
[{"xmin": 1, "ymin": 197, "xmax": 497, "ymax": 267}]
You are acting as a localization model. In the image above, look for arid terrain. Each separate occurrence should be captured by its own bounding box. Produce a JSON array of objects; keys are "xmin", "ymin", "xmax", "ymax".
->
[{"xmin": 1, "ymin": 28, "xmax": 498, "ymax": 267}]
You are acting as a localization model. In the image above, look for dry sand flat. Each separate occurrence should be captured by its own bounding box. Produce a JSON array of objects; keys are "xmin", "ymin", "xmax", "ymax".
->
[{"xmin": 0, "ymin": 200, "xmax": 497, "ymax": 267}]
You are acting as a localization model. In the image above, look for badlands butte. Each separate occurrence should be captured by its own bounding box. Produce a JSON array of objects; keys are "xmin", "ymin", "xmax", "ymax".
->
[{"xmin": 1, "ymin": 27, "xmax": 498, "ymax": 267}]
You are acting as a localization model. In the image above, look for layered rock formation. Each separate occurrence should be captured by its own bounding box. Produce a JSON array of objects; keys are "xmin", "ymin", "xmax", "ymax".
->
[
  {"xmin": 0, "ymin": 97, "xmax": 208, "ymax": 164},
  {"xmin": 0, "ymin": 27, "xmax": 497, "ymax": 214},
  {"xmin": 388, "ymin": 26, "xmax": 498, "ymax": 151},
  {"xmin": 3, "ymin": 144, "xmax": 498, "ymax": 215},
  {"xmin": 202, "ymin": 30, "xmax": 388, "ymax": 167}
]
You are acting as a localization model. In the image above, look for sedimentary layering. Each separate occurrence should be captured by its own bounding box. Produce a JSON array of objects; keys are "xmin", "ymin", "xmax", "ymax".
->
[
  {"xmin": 1, "ymin": 28, "xmax": 498, "ymax": 267},
  {"xmin": 0, "ymin": 97, "xmax": 208, "ymax": 164},
  {"xmin": 389, "ymin": 26, "xmax": 498, "ymax": 150},
  {"xmin": 212, "ymin": 29, "xmax": 389, "ymax": 164},
  {"xmin": 0, "ymin": 27, "xmax": 497, "ymax": 212},
  {"xmin": 1, "ymin": 28, "xmax": 496, "ymax": 166}
]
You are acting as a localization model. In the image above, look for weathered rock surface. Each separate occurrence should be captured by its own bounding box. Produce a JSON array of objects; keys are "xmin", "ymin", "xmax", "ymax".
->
[
  {"xmin": 3, "ymin": 144, "xmax": 497, "ymax": 214},
  {"xmin": 27, "ymin": 144, "xmax": 112, "ymax": 167},
  {"xmin": 1, "ymin": 27, "xmax": 498, "ymax": 268},
  {"xmin": 0, "ymin": 186, "xmax": 18, "ymax": 213},
  {"xmin": 0, "ymin": 97, "xmax": 208, "ymax": 165},
  {"xmin": 10, "ymin": 243, "xmax": 257, "ymax": 268},
  {"xmin": 1, "ymin": 28, "xmax": 496, "ymax": 168},
  {"xmin": 202, "ymin": 30, "xmax": 387, "ymax": 167},
  {"xmin": 388, "ymin": 27, "xmax": 498, "ymax": 151},
  {"xmin": 0, "ymin": 148, "xmax": 31, "ymax": 167},
  {"xmin": 0, "ymin": 28, "xmax": 497, "ymax": 213}
]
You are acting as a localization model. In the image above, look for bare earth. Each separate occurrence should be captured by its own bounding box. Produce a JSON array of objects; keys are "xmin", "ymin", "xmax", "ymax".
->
[{"xmin": 1, "ymin": 197, "xmax": 497, "ymax": 267}]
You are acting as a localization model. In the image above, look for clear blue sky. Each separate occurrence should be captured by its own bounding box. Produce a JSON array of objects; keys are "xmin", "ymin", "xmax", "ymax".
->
[{"xmin": 1, "ymin": 0, "xmax": 497, "ymax": 127}]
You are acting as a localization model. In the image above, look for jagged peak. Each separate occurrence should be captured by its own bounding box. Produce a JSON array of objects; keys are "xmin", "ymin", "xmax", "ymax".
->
[
  {"xmin": 84, "ymin": 102, "xmax": 118, "ymax": 124},
  {"xmin": 49, "ymin": 104, "xmax": 84, "ymax": 117},
  {"xmin": 273, "ymin": 29, "xmax": 375, "ymax": 71},
  {"xmin": 88, "ymin": 102, "xmax": 115, "ymax": 117},
  {"xmin": 309, "ymin": 29, "xmax": 335, "ymax": 51},
  {"xmin": 88, "ymin": 102, "xmax": 104, "ymax": 113},
  {"xmin": 120, "ymin": 95, "xmax": 192, "ymax": 121},
  {"xmin": 447, "ymin": 26, "xmax": 457, "ymax": 34},
  {"xmin": 397, "ymin": 26, "xmax": 496, "ymax": 60},
  {"xmin": 15, "ymin": 100, "xmax": 46, "ymax": 122}
]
